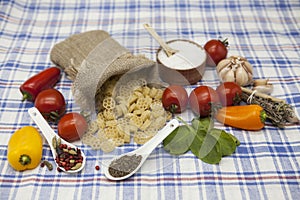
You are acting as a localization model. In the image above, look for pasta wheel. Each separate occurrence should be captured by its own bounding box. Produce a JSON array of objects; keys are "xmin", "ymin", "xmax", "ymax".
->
[
  {"xmin": 143, "ymin": 127, "xmax": 158, "ymax": 137},
  {"xmin": 154, "ymin": 89, "xmax": 163, "ymax": 100},
  {"xmin": 111, "ymin": 138, "xmax": 125, "ymax": 147},
  {"xmin": 137, "ymin": 78, "xmax": 147, "ymax": 87},
  {"xmin": 82, "ymin": 133, "xmax": 96, "ymax": 145},
  {"xmin": 103, "ymin": 109, "xmax": 115, "ymax": 120},
  {"xmin": 130, "ymin": 115, "xmax": 143, "ymax": 129},
  {"xmin": 90, "ymin": 139, "xmax": 103, "ymax": 150},
  {"xmin": 118, "ymin": 85, "xmax": 132, "ymax": 100},
  {"xmin": 105, "ymin": 119, "xmax": 118, "ymax": 127},
  {"xmin": 86, "ymin": 120, "xmax": 99, "ymax": 135},
  {"xmin": 100, "ymin": 140, "xmax": 115, "ymax": 153},
  {"xmin": 136, "ymin": 97, "xmax": 152, "ymax": 110},
  {"xmin": 128, "ymin": 94, "xmax": 138, "ymax": 105},
  {"xmin": 140, "ymin": 110, "xmax": 151, "ymax": 121},
  {"xmin": 96, "ymin": 116, "xmax": 106, "ymax": 129},
  {"xmin": 140, "ymin": 119, "xmax": 151, "ymax": 131},
  {"xmin": 104, "ymin": 126, "xmax": 119, "ymax": 139},
  {"xmin": 142, "ymin": 86, "xmax": 151, "ymax": 96},
  {"xmin": 150, "ymin": 116, "xmax": 166, "ymax": 129},
  {"xmin": 97, "ymin": 129, "xmax": 107, "ymax": 142},
  {"xmin": 133, "ymin": 90, "xmax": 144, "ymax": 98},
  {"xmin": 134, "ymin": 131, "xmax": 152, "ymax": 144},
  {"xmin": 128, "ymin": 103, "xmax": 137, "ymax": 113},
  {"xmin": 149, "ymin": 87, "xmax": 158, "ymax": 98},
  {"xmin": 102, "ymin": 97, "xmax": 116, "ymax": 109},
  {"xmin": 151, "ymin": 108, "xmax": 165, "ymax": 118}
]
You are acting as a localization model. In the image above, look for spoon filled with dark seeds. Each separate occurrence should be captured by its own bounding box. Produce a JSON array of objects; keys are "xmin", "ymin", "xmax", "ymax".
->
[{"xmin": 104, "ymin": 119, "xmax": 179, "ymax": 180}]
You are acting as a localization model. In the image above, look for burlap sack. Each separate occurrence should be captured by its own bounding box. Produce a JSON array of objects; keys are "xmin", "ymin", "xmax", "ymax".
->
[{"xmin": 50, "ymin": 30, "xmax": 155, "ymax": 116}]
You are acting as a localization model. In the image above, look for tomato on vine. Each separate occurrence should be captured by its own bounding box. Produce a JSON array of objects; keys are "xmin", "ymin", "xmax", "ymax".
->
[
  {"xmin": 204, "ymin": 38, "xmax": 229, "ymax": 66},
  {"xmin": 34, "ymin": 89, "xmax": 66, "ymax": 122},
  {"xmin": 189, "ymin": 86, "xmax": 221, "ymax": 117},
  {"xmin": 162, "ymin": 85, "xmax": 188, "ymax": 114},
  {"xmin": 58, "ymin": 113, "xmax": 88, "ymax": 142},
  {"xmin": 216, "ymin": 82, "xmax": 242, "ymax": 106}
]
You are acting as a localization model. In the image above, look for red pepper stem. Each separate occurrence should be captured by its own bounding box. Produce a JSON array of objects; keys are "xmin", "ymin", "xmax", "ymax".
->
[
  {"xmin": 21, "ymin": 93, "xmax": 31, "ymax": 101},
  {"xmin": 19, "ymin": 154, "xmax": 31, "ymax": 166}
]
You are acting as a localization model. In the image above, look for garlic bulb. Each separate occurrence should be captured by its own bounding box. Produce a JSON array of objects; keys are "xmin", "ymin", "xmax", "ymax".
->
[{"xmin": 216, "ymin": 56, "xmax": 253, "ymax": 86}]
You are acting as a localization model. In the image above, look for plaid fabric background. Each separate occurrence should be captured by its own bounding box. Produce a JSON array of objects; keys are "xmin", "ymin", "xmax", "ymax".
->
[{"xmin": 0, "ymin": 0, "xmax": 299, "ymax": 199}]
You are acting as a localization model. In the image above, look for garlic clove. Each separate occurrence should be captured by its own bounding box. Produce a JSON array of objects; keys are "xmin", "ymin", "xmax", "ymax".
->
[
  {"xmin": 247, "ymin": 72, "xmax": 254, "ymax": 85},
  {"xmin": 253, "ymin": 84, "xmax": 273, "ymax": 94},
  {"xmin": 254, "ymin": 79, "xmax": 269, "ymax": 86},
  {"xmin": 235, "ymin": 66, "xmax": 249, "ymax": 86},
  {"xmin": 222, "ymin": 69, "xmax": 235, "ymax": 82},
  {"xmin": 218, "ymin": 66, "xmax": 231, "ymax": 80},
  {"xmin": 242, "ymin": 60, "xmax": 253, "ymax": 74},
  {"xmin": 216, "ymin": 58, "xmax": 231, "ymax": 73}
]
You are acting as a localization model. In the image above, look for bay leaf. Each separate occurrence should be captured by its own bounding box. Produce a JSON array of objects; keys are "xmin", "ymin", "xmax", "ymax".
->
[{"xmin": 163, "ymin": 125, "xmax": 195, "ymax": 155}]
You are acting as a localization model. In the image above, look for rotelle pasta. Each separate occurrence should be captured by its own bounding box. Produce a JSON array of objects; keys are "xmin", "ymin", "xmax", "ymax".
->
[{"xmin": 82, "ymin": 76, "xmax": 171, "ymax": 153}]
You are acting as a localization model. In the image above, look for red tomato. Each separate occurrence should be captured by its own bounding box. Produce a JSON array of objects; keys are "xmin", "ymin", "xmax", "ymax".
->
[
  {"xmin": 189, "ymin": 86, "xmax": 220, "ymax": 117},
  {"xmin": 216, "ymin": 82, "xmax": 242, "ymax": 106},
  {"xmin": 34, "ymin": 89, "xmax": 66, "ymax": 122},
  {"xmin": 162, "ymin": 85, "xmax": 188, "ymax": 113},
  {"xmin": 204, "ymin": 38, "xmax": 228, "ymax": 66},
  {"xmin": 58, "ymin": 113, "xmax": 88, "ymax": 142}
]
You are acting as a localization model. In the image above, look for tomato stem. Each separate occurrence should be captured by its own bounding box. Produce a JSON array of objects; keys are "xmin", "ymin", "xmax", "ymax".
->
[
  {"xmin": 220, "ymin": 38, "xmax": 229, "ymax": 47},
  {"xmin": 169, "ymin": 104, "xmax": 179, "ymax": 114}
]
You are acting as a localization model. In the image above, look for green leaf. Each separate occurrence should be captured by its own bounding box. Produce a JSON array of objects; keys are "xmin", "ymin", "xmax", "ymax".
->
[
  {"xmin": 163, "ymin": 117, "xmax": 240, "ymax": 165},
  {"xmin": 227, "ymin": 133, "xmax": 240, "ymax": 146},
  {"xmin": 209, "ymin": 128, "xmax": 237, "ymax": 156},
  {"xmin": 163, "ymin": 125, "xmax": 195, "ymax": 155},
  {"xmin": 191, "ymin": 117, "xmax": 213, "ymax": 132},
  {"xmin": 190, "ymin": 132, "xmax": 222, "ymax": 164}
]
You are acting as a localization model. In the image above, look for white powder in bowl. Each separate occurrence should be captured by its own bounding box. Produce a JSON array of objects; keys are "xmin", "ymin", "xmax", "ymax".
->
[{"xmin": 157, "ymin": 40, "xmax": 206, "ymax": 70}]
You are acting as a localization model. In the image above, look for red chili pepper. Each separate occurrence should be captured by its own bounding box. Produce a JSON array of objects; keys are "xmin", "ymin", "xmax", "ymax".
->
[{"xmin": 20, "ymin": 67, "xmax": 61, "ymax": 101}]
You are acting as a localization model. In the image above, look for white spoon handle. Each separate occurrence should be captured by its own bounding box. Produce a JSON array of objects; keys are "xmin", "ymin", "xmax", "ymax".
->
[
  {"xmin": 138, "ymin": 118, "xmax": 179, "ymax": 154},
  {"xmin": 28, "ymin": 107, "xmax": 56, "ymax": 143}
]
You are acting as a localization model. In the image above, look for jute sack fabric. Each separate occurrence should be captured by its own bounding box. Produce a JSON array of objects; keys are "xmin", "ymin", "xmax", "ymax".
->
[{"xmin": 50, "ymin": 30, "xmax": 155, "ymax": 116}]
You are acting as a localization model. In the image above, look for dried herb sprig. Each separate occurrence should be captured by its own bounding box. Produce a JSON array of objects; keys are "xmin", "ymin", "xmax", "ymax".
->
[{"xmin": 241, "ymin": 87, "xmax": 299, "ymax": 127}]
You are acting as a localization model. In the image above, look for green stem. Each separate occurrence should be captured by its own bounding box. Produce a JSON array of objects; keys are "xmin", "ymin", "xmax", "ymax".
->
[
  {"xmin": 19, "ymin": 154, "xmax": 31, "ymax": 166},
  {"xmin": 22, "ymin": 93, "xmax": 31, "ymax": 101}
]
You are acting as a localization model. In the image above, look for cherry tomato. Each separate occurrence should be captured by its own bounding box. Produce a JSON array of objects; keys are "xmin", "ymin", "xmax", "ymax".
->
[
  {"xmin": 216, "ymin": 82, "xmax": 242, "ymax": 106},
  {"xmin": 34, "ymin": 89, "xmax": 66, "ymax": 122},
  {"xmin": 162, "ymin": 85, "xmax": 188, "ymax": 113},
  {"xmin": 58, "ymin": 113, "xmax": 88, "ymax": 142},
  {"xmin": 189, "ymin": 86, "xmax": 220, "ymax": 117},
  {"xmin": 204, "ymin": 38, "xmax": 228, "ymax": 66}
]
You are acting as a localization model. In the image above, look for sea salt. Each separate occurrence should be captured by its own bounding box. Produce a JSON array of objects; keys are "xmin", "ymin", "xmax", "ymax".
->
[{"xmin": 157, "ymin": 40, "xmax": 206, "ymax": 70}]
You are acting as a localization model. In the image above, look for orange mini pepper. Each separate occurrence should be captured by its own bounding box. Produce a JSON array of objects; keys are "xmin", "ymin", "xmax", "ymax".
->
[{"xmin": 215, "ymin": 104, "xmax": 267, "ymax": 131}]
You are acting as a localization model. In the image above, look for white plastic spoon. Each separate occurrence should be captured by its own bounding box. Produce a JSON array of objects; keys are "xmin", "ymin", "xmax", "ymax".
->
[
  {"xmin": 103, "ymin": 118, "xmax": 179, "ymax": 181},
  {"xmin": 28, "ymin": 107, "xmax": 86, "ymax": 173}
]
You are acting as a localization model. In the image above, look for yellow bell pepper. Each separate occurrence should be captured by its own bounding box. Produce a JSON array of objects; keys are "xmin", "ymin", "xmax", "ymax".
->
[{"xmin": 7, "ymin": 126, "xmax": 43, "ymax": 171}]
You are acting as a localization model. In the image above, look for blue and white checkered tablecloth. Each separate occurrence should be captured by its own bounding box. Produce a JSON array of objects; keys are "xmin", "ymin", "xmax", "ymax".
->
[{"xmin": 0, "ymin": 0, "xmax": 299, "ymax": 199}]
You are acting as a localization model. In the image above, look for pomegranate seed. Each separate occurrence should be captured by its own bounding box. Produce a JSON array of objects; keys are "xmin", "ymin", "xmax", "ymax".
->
[{"xmin": 95, "ymin": 165, "xmax": 100, "ymax": 171}]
